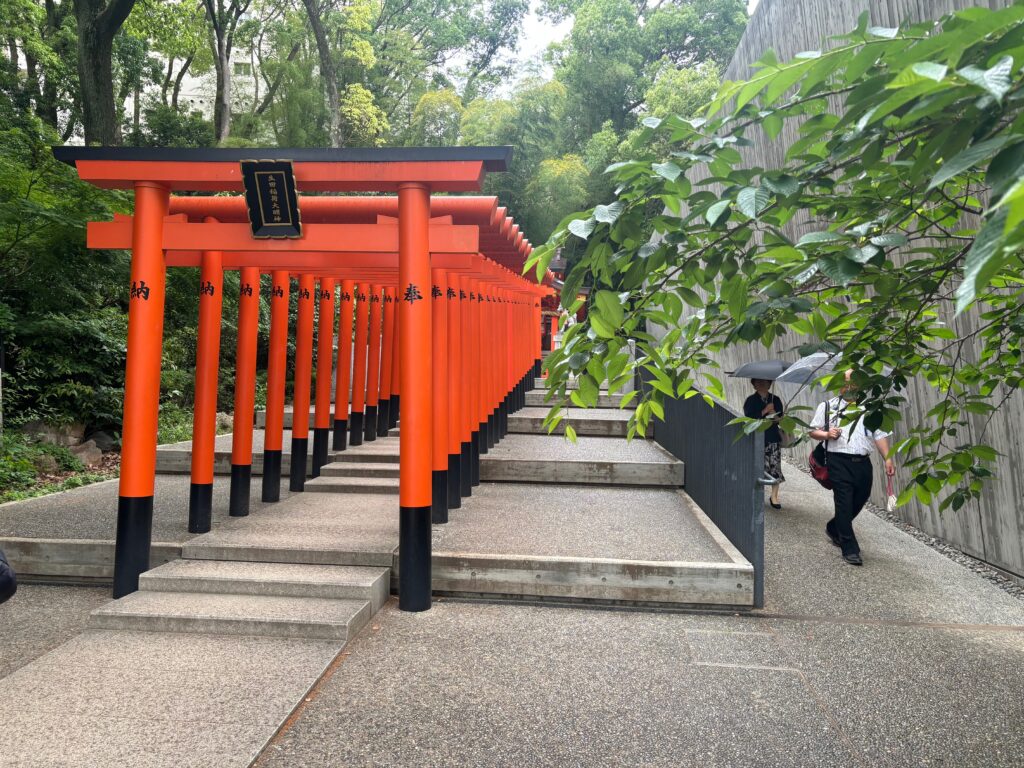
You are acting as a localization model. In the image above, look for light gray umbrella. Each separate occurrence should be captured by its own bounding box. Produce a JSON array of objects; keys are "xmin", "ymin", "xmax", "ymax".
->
[
  {"xmin": 774, "ymin": 352, "xmax": 836, "ymax": 385},
  {"xmin": 728, "ymin": 359, "xmax": 791, "ymax": 380},
  {"xmin": 775, "ymin": 352, "xmax": 892, "ymax": 386}
]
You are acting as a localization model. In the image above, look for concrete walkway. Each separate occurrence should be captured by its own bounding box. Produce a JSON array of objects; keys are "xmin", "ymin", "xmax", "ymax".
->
[
  {"xmin": 2, "ymin": 452, "xmax": 1022, "ymax": 765},
  {"xmin": 256, "ymin": 466, "xmax": 1024, "ymax": 768}
]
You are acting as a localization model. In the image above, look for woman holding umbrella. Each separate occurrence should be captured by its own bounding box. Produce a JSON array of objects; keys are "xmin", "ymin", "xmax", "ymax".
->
[{"xmin": 733, "ymin": 360, "xmax": 790, "ymax": 509}]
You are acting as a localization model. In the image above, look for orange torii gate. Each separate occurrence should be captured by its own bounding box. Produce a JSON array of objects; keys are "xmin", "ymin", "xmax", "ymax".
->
[{"xmin": 54, "ymin": 146, "xmax": 551, "ymax": 612}]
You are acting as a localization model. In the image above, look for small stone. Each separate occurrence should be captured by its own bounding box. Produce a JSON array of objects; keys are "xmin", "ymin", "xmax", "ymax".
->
[
  {"xmin": 32, "ymin": 453, "xmax": 59, "ymax": 473},
  {"xmin": 22, "ymin": 421, "xmax": 86, "ymax": 447},
  {"xmin": 70, "ymin": 439, "xmax": 104, "ymax": 468},
  {"xmin": 216, "ymin": 412, "xmax": 233, "ymax": 431},
  {"xmin": 88, "ymin": 430, "xmax": 120, "ymax": 453}
]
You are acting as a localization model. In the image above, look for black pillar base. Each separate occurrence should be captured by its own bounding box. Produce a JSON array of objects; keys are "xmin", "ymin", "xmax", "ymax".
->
[
  {"xmin": 390, "ymin": 395, "xmax": 399, "ymax": 428},
  {"xmin": 349, "ymin": 411, "xmax": 364, "ymax": 447},
  {"xmin": 447, "ymin": 454, "xmax": 461, "ymax": 509},
  {"xmin": 289, "ymin": 437, "xmax": 308, "ymax": 492},
  {"xmin": 188, "ymin": 482, "xmax": 213, "ymax": 534},
  {"xmin": 311, "ymin": 427, "xmax": 330, "ymax": 477},
  {"xmin": 486, "ymin": 413, "xmax": 496, "ymax": 449},
  {"xmin": 332, "ymin": 419, "xmax": 348, "ymax": 451},
  {"xmin": 376, "ymin": 400, "xmax": 391, "ymax": 437},
  {"xmin": 534, "ymin": 359, "xmax": 542, "ymax": 377},
  {"xmin": 431, "ymin": 470, "xmax": 448, "ymax": 524},
  {"xmin": 229, "ymin": 464, "xmax": 251, "ymax": 517},
  {"xmin": 261, "ymin": 449, "xmax": 282, "ymax": 502},
  {"xmin": 364, "ymin": 405, "xmax": 378, "ymax": 442},
  {"xmin": 471, "ymin": 433, "xmax": 481, "ymax": 487},
  {"xmin": 499, "ymin": 400, "xmax": 508, "ymax": 440},
  {"xmin": 460, "ymin": 441, "xmax": 473, "ymax": 496},
  {"xmin": 113, "ymin": 496, "xmax": 153, "ymax": 598},
  {"xmin": 399, "ymin": 505, "xmax": 432, "ymax": 612},
  {"xmin": 478, "ymin": 422, "xmax": 489, "ymax": 456}
]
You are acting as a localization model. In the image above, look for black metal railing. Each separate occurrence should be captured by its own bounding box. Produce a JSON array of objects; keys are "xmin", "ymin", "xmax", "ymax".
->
[{"xmin": 651, "ymin": 390, "xmax": 765, "ymax": 607}]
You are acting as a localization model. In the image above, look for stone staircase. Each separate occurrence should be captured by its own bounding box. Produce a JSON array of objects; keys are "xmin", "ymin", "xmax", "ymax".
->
[{"xmin": 90, "ymin": 559, "xmax": 389, "ymax": 641}]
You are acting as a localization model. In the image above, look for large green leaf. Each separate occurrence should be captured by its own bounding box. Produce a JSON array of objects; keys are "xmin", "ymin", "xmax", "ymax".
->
[
  {"xmin": 956, "ymin": 208, "xmax": 1010, "ymax": 313},
  {"xmin": 737, "ymin": 186, "xmax": 771, "ymax": 219},
  {"xmin": 594, "ymin": 290, "xmax": 625, "ymax": 327},
  {"xmin": 928, "ymin": 137, "xmax": 1009, "ymax": 189}
]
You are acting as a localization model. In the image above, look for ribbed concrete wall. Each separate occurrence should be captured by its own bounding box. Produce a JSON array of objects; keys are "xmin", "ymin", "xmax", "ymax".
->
[{"xmin": 694, "ymin": 0, "xmax": 1024, "ymax": 578}]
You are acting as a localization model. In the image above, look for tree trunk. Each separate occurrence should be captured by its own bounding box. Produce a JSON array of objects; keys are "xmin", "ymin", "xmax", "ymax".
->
[
  {"xmin": 254, "ymin": 41, "xmax": 300, "ymax": 116},
  {"xmin": 300, "ymin": 0, "xmax": 341, "ymax": 146},
  {"xmin": 72, "ymin": 0, "xmax": 137, "ymax": 145},
  {"xmin": 161, "ymin": 57, "xmax": 174, "ymax": 105},
  {"xmin": 212, "ymin": 46, "xmax": 232, "ymax": 141},
  {"xmin": 133, "ymin": 81, "xmax": 141, "ymax": 135},
  {"xmin": 171, "ymin": 53, "xmax": 194, "ymax": 111},
  {"xmin": 76, "ymin": 28, "xmax": 118, "ymax": 144}
]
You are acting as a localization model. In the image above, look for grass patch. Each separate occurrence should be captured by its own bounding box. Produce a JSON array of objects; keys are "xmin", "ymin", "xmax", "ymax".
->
[{"xmin": 0, "ymin": 431, "xmax": 117, "ymax": 503}]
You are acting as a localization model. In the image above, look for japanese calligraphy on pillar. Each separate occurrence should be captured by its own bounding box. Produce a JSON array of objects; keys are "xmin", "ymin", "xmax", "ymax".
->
[{"xmin": 240, "ymin": 160, "xmax": 302, "ymax": 239}]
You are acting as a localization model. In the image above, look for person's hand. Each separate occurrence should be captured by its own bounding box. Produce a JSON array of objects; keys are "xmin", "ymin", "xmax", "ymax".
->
[
  {"xmin": 762, "ymin": 402, "xmax": 775, "ymax": 416},
  {"xmin": 885, "ymin": 458, "xmax": 896, "ymax": 476},
  {"xmin": 827, "ymin": 427, "xmax": 842, "ymax": 440}
]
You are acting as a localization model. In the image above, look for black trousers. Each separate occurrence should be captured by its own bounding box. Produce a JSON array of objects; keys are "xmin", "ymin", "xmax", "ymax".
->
[{"xmin": 826, "ymin": 453, "xmax": 873, "ymax": 556}]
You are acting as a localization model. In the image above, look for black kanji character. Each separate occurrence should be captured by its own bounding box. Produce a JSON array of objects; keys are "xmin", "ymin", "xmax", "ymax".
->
[
  {"xmin": 460, "ymin": 290, "xmax": 467, "ymax": 300},
  {"xmin": 199, "ymin": 281, "xmax": 215, "ymax": 297},
  {"xmin": 298, "ymin": 287, "xmax": 310, "ymax": 300},
  {"xmin": 241, "ymin": 283, "xmax": 253, "ymax": 297},
  {"xmin": 130, "ymin": 280, "xmax": 151, "ymax": 300},
  {"xmin": 341, "ymin": 291, "xmax": 351, "ymax": 301},
  {"xmin": 272, "ymin": 286, "xmax": 284, "ymax": 298},
  {"xmin": 432, "ymin": 285, "xmax": 443, "ymax": 298},
  {"xmin": 447, "ymin": 288, "xmax": 456, "ymax": 299},
  {"xmin": 403, "ymin": 283, "xmax": 423, "ymax": 303}
]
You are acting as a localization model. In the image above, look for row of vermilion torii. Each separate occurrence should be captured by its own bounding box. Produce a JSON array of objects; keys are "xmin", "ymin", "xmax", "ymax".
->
[
  {"xmin": 186, "ymin": 267, "xmax": 542, "ymax": 527},
  {"xmin": 99, "ymin": 186, "xmax": 549, "ymax": 615}
]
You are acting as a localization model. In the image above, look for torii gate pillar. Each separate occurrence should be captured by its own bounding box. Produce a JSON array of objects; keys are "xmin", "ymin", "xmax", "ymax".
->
[{"xmin": 398, "ymin": 183, "xmax": 432, "ymax": 611}]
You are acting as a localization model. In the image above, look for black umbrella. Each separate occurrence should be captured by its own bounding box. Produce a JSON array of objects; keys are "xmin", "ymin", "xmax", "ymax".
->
[{"xmin": 728, "ymin": 359, "xmax": 791, "ymax": 380}]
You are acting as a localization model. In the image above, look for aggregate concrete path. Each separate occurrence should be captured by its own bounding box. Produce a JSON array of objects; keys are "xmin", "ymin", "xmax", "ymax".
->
[
  {"xmin": 433, "ymin": 484, "xmax": 723, "ymax": 562},
  {"xmin": 488, "ymin": 433, "xmax": 675, "ymax": 463},
  {"xmin": 0, "ymin": 584, "xmax": 110, "ymax": 677},
  {"xmin": 0, "ymin": 629, "xmax": 343, "ymax": 768},
  {"xmin": 0, "ymin": 474, "xmax": 287, "ymax": 543},
  {"xmin": 258, "ymin": 463, "xmax": 1024, "ymax": 768}
]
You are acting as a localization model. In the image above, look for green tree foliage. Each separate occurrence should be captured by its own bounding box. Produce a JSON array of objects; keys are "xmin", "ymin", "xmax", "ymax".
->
[
  {"xmin": 530, "ymin": 6, "xmax": 1024, "ymax": 512},
  {"xmin": 0, "ymin": 0, "xmax": 742, "ymax": 436},
  {"xmin": 409, "ymin": 89, "xmax": 464, "ymax": 146},
  {"xmin": 525, "ymin": 154, "xmax": 591, "ymax": 237},
  {"xmin": 0, "ymin": 117, "xmax": 130, "ymax": 427}
]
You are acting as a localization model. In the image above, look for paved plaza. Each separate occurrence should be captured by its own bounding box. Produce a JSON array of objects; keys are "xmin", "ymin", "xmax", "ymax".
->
[{"xmin": 2, "ymin": 459, "xmax": 1022, "ymax": 767}]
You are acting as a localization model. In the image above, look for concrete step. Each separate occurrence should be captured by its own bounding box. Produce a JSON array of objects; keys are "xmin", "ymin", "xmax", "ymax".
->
[
  {"xmin": 535, "ymin": 378, "xmax": 612, "ymax": 392},
  {"xmin": 255, "ymin": 408, "xmax": 399, "ymax": 435},
  {"xmin": 155, "ymin": 449, "xmax": 334, "ymax": 476},
  {"xmin": 139, "ymin": 559, "xmax": 390, "ymax": 611},
  {"xmin": 332, "ymin": 445, "xmax": 400, "ymax": 464},
  {"xmin": 481, "ymin": 435, "xmax": 683, "ymax": 487},
  {"xmin": 89, "ymin": 590, "xmax": 373, "ymax": 641},
  {"xmin": 319, "ymin": 462, "xmax": 400, "ymax": 478},
  {"xmin": 303, "ymin": 475, "xmax": 400, "ymax": 494},
  {"xmin": 509, "ymin": 407, "xmax": 631, "ymax": 437},
  {"xmin": 526, "ymin": 391, "xmax": 624, "ymax": 409}
]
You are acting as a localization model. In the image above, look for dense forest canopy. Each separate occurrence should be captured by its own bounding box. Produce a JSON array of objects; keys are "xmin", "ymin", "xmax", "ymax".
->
[{"xmin": 0, "ymin": 0, "xmax": 747, "ymax": 433}]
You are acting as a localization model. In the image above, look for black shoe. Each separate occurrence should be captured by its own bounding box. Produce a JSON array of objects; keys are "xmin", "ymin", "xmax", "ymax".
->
[
  {"xmin": 770, "ymin": 501, "xmax": 782, "ymax": 509},
  {"xmin": 843, "ymin": 552, "xmax": 863, "ymax": 566},
  {"xmin": 826, "ymin": 527, "xmax": 841, "ymax": 548}
]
